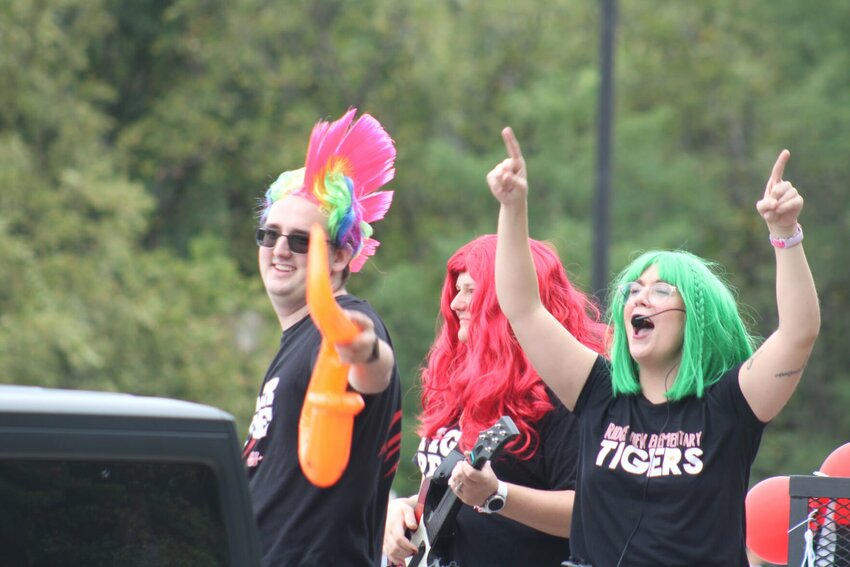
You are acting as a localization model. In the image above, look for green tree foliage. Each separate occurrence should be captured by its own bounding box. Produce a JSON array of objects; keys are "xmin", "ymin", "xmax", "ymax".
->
[
  {"xmin": 1, "ymin": 0, "xmax": 849, "ymax": 499},
  {"xmin": 0, "ymin": 0, "xmax": 270, "ymax": 429}
]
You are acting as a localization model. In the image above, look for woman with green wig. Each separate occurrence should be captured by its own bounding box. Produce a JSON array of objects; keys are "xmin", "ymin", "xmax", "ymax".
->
[{"xmin": 486, "ymin": 127, "xmax": 819, "ymax": 567}]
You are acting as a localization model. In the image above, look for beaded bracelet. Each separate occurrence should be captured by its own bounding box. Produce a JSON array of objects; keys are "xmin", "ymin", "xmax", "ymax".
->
[{"xmin": 769, "ymin": 223, "xmax": 804, "ymax": 249}]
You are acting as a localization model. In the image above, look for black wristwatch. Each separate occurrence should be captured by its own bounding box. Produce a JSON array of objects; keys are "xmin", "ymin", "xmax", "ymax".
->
[
  {"xmin": 366, "ymin": 336, "xmax": 380, "ymax": 363},
  {"xmin": 478, "ymin": 480, "xmax": 508, "ymax": 514}
]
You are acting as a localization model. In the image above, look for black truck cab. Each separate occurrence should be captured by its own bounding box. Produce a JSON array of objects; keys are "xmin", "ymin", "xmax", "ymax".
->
[{"xmin": 0, "ymin": 386, "xmax": 261, "ymax": 566}]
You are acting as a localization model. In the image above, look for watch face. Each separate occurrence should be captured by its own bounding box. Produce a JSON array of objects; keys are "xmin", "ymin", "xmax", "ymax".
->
[{"xmin": 487, "ymin": 496, "xmax": 505, "ymax": 512}]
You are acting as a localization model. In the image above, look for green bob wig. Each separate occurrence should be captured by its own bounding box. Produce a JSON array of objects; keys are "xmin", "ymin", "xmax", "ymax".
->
[{"xmin": 606, "ymin": 250, "xmax": 759, "ymax": 400}]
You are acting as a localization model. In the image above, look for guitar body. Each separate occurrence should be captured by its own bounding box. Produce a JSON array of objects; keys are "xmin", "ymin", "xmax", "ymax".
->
[
  {"xmin": 405, "ymin": 521, "xmax": 454, "ymax": 567},
  {"xmin": 405, "ymin": 455, "xmax": 458, "ymax": 567},
  {"xmin": 404, "ymin": 520, "xmax": 428, "ymax": 567},
  {"xmin": 403, "ymin": 417, "xmax": 519, "ymax": 567}
]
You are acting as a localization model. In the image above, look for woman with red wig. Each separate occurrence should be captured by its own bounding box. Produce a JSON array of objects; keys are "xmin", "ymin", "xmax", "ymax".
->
[{"xmin": 383, "ymin": 234, "xmax": 607, "ymax": 566}]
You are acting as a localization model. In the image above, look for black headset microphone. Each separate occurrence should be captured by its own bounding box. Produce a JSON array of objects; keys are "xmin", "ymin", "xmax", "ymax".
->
[{"xmin": 630, "ymin": 308, "xmax": 687, "ymax": 330}]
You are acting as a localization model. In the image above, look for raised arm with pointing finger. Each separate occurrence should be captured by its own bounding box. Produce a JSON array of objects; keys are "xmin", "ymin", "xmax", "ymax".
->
[
  {"xmin": 740, "ymin": 149, "xmax": 820, "ymax": 422},
  {"xmin": 488, "ymin": 127, "xmax": 599, "ymax": 410},
  {"xmin": 486, "ymin": 128, "xmax": 819, "ymax": 567}
]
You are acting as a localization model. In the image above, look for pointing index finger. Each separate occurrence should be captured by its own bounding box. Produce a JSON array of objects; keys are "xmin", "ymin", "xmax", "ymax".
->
[
  {"xmin": 501, "ymin": 127, "xmax": 524, "ymax": 162},
  {"xmin": 768, "ymin": 149, "xmax": 791, "ymax": 187}
]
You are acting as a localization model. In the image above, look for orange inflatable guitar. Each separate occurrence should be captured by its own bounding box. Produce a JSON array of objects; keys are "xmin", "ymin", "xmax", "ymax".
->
[{"xmin": 298, "ymin": 223, "xmax": 366, "ymax": 487}]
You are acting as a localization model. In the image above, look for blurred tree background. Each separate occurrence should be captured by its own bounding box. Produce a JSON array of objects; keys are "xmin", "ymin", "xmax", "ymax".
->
[{"xmin": 1, "ymin": 0, "xmax": 848, "ymax": 498}]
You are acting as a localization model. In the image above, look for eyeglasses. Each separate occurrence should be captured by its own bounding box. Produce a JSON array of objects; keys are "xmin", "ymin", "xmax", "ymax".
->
[
  {"xmin": 620, "ymin": 281, "xmax": 678, "ymax": 303},
  {"xmin": 255, "ymin": 227, "xmax": 311, "ymax": 253}
]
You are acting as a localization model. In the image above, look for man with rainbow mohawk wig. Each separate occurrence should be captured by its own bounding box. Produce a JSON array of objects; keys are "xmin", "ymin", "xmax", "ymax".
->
[
  {"xmin": 243, "ymin": 109, "xmax": 402, "ymax": 567},
  {"xmin": 259, "ymin": 106, "xmax": 396, "ymax": 273}
]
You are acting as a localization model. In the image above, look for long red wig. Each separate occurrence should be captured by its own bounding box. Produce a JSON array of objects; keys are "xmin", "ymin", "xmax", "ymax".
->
[{"xmin": 418, "ymin": 235, "xmax": 608, "ymax": 458}]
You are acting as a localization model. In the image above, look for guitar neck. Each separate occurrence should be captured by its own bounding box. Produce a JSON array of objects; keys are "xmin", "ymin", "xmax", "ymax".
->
[
  {"xmin": 425, "ymin": 490, "xmax": 462, "ymax": 543},
  {"xmin": 424, "ymin": 452, "xmax": 489, "ymax": 541}
]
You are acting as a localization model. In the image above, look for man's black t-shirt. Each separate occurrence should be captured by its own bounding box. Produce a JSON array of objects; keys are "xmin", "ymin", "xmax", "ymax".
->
[
  {"xmin": 415, "ymin": 393, "xmax": 578, "ymax": 566},
  {"xmin": 243, "ymin": 295, "xmax": 401, "ymax": 567},
  {"xmin": 570, "ymin": 357, "xmax": 765, "ymax": 567}
]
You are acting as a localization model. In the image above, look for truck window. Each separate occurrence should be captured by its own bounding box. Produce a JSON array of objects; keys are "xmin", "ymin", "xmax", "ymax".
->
[{"xmin": 0, "ymin": 460, "xmax": 229, "ymax": 567}]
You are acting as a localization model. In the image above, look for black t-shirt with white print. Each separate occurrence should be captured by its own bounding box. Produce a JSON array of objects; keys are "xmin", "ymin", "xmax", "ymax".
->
[
  {"xmin": 570, "ymin": 356, "xmax": 765, "ymax": 567},
  {"xmin": 243, "ymin": 295, "xmax": 402, "ymax": 567},
  {"xmin": 415, "ymin": 392, "xmax": 578, "ymax": 567}
]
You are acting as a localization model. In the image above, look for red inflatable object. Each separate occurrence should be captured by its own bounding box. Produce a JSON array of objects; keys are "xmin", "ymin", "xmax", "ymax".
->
[
  {"xmin": 820, "ymin": 443, "xmax": 850, "ymax": 526},
  {"xmin": 746, "ymin": 475, "xmax": 790, "ymax": 565},
  {"xmin": 821, "ymin": 443, "xmax": 850, "ymax": 478},
  {"xmin": 298, "ymin": 224, "xmax": 365, "ymax": 487}
]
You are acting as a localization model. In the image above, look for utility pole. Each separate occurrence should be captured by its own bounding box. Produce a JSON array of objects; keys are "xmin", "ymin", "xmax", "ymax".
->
[{"xmin": 593, "ymin": 0, "xmax": 617, "ymax": 307}]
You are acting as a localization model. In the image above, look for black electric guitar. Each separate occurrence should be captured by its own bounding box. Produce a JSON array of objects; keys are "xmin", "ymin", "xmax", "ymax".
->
[{"xmin": 405, "ymin": 416, "xmax": 520, "ymax": 567}]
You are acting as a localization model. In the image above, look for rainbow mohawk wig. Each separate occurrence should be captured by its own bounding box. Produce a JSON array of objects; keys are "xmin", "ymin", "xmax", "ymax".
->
[{"xmin": 260, "ymin": 108, "xmax": 396, "ymax": 272}]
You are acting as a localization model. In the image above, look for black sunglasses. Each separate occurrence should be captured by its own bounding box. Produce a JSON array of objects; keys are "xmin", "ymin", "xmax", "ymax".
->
[{"xmin": 255, "ymin": 227, "xmax": 311, "ymax": 253}]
